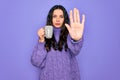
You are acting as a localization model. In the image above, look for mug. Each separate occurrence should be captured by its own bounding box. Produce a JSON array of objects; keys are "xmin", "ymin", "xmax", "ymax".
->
[{"xmin": 44, "ymin": 25, "xmax": 53, "ymax": 39}]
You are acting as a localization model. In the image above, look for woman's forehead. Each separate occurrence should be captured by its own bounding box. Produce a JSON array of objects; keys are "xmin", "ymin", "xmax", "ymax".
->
[{"xmin": 53, "ymin": 9, "xmax": 63, "ymax": 15}]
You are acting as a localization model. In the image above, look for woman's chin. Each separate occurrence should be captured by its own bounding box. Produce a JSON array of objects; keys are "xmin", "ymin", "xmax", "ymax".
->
[{"xmin": 54, "ymin": 25, "xmax": 62, "ymax": 28}]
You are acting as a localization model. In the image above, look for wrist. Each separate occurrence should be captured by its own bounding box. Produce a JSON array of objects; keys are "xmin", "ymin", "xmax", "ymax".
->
[
  {"xmin": 39, "ymin": 39, "xmax": 44, "ymax": 42},
  {"xmin": 39, "ymin": 37, "xmax": 45, "ymax": 42}
]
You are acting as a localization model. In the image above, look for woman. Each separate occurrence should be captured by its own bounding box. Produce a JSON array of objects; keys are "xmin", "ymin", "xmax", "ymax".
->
[{"xmin": 31, "ymin": 5, "xmax": 85, "ymax": 80}]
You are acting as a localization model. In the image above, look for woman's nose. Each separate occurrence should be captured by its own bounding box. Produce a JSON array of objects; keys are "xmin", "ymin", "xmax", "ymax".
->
[{"xmin": 56, "ymin": 18, "xmax": 60, "ymax": 22}]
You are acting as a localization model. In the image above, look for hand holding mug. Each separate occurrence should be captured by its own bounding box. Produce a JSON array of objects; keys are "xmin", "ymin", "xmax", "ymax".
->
[{"xmin": 38, "ymin": 25, "xmax": 53, "ymax": 42}]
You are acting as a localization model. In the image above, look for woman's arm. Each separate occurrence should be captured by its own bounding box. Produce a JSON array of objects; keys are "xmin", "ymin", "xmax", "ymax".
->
[
  {"xmin": 67, "ymin": 34, "xmax": 84, "ymax": 56},
  {"xmin": 65, "ymin": 8, "xmax": 85, "ymax": 56},
  {"xmin": 31, "ymin": 41, "xmax": 47, "ymax": 69}
]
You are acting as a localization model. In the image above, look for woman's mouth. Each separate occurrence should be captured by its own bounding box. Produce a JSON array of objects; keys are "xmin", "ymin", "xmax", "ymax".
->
[{"xmin": 55, "ymin": 23, "xmax": 60, "ymax": 25}]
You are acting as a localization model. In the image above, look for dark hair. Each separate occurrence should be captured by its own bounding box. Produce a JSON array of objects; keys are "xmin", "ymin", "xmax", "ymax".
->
[{"xmin": 45, "ymin": 5, "xmax": 69, "ymax": 52}]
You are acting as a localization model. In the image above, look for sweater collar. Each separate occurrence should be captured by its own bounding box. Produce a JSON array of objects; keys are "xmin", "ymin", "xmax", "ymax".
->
[{"xmin": 53, "ymin": 27, "xmax": 61, "ymax": 33}]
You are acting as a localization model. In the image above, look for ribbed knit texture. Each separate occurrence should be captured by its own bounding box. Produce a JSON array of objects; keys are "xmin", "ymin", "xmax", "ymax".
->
[{"xmin": 31, "ymin": 27, "xmax": 84, "ymax": 80}]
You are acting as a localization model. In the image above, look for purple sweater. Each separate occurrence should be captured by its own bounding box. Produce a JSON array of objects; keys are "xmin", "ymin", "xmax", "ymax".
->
[{"xmin": 31, "ymin": 27, "xmax": 84, "ymax": 80}]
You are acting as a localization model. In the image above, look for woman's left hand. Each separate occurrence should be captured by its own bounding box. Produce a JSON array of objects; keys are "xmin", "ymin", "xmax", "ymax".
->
[{"xmin": 65, "ymin": 8, "xmax": 85, "ymax": 41}]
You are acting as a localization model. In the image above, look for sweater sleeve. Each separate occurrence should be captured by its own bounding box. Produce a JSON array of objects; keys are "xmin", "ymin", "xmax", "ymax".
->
[
  {"xmin": 67, "ymin": 34, "xmax": 84, "ymax": 56},
  {"xmin": 31, "ymin": 41, "xmax": 47, "ymax": 69}
]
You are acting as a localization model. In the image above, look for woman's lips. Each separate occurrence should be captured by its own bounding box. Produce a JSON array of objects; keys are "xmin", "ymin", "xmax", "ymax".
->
[{"xmin": 55, "ymin": 23, "xmax": 60, "ymax": 25}]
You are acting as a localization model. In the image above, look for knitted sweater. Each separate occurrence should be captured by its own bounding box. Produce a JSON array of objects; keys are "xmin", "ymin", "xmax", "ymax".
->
[{"xmin": 31, "ymin": 27, "xmax": 84, "ymax": 80}]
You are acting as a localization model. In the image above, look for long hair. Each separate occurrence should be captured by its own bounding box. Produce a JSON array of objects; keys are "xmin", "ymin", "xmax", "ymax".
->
[{"xmin": 45, "ymin": 5, "xmax": 70, "ymax": 52}]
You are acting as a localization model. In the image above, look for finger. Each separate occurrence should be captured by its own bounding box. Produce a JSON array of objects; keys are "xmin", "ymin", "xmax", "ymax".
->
[
  {"xmin": 41, "ymin": 28, "xmax": 45, "ymax": 33},
  {"xmin": 76, "ymin": 9, "xmax": 80, "ymax": 23},
  {"xmin": 65, "ymin": 23, "xmax": 71, "ymax": 32},
  {"xmin": 82, "ymin": 14, "xmax": 85, "ymax": 25},
  {"xmin": 41, "ymin": 29, "xmax": 45, "ymax": 35},
  {"xmin": 70, "ymin": 10, "xmax": 73, "ymax": 24},
  {"xmin": 39, "ymin": 28, "xmax": 44, "ymax": 34},
  {"xmin": 74, "ymin": 8, "xmax": 77, "ymax": 23},
  {"xmin": 38, "ymin": 28, "xmax": 45, "ymax": 37}
]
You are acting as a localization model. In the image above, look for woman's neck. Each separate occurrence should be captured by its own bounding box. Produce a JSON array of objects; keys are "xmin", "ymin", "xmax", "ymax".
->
[{"xmin": 53, "ymin": 27, "xmax": 61, "ymax": 33}]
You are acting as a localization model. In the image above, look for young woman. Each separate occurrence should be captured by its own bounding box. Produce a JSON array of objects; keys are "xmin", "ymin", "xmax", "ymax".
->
[{"xmin": 31, "ymin": 5, "xmax": 85, "ymax": 80}]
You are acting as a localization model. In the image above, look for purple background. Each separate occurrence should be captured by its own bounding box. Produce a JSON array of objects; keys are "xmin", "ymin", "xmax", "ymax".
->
[{"xmin": 0, "ymin": 0, "xmax": 120, "ymax": 80}]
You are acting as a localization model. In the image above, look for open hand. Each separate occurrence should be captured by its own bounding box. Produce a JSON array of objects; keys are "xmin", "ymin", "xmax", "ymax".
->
[{"xmin": 65, "ymin": 8, "xmax": 85, "ymax": 41}]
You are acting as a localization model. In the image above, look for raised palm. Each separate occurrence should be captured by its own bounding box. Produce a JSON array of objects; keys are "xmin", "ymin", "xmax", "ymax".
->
[{"xmin": 65, "ymin": 8, "xmax": 85, "ymax": 41}]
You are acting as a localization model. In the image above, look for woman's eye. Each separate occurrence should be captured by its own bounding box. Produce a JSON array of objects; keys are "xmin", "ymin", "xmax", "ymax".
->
[
  {"xmin": 53, "ymin": 15, "xmax": 57, "ymax": 18},
  {"xmin": 60, "ymin": 15, "xmax": 64, "ymax": 18},
  {"xmin": 53, "ymin": 15, "xmax": 64, "ymax": 18}
]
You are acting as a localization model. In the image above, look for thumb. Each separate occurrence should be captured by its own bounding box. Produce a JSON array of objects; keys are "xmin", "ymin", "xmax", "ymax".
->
[{"xmin": 65, "ymin": 23, "xmax": 70, "ymax": 31}]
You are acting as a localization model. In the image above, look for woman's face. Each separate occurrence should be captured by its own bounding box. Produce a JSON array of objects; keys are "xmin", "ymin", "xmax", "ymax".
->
[{"xmin": 52, "ymin": 9, "xmax": 64, "ymax": 28}]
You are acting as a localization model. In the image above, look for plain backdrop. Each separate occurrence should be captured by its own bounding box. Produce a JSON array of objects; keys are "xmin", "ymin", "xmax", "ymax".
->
[{"xmin": 0, "ymin": 0, "xmax": 120, "ymax": 80}]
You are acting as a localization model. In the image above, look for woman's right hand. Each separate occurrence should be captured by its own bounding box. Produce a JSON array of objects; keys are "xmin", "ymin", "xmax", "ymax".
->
[{"xmin": 37, "ymin": 28, "xmax": 45, "ymax": 42}]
